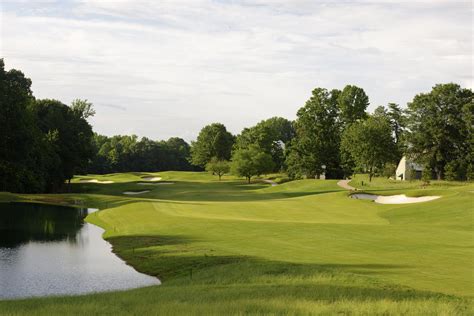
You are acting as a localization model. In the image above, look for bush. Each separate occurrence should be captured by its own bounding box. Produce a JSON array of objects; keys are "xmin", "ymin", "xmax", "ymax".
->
[
  {"xmin": 421, "ymin": 166, "xmax": 432, "ymax": 185},
  {"xmin": 382, "ymin": 163, "xmax": 396, "ymax": 178}
]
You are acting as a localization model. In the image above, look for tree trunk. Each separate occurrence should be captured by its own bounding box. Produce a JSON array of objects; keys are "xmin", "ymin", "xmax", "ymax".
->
[
  {"xmin": 218, "ymin": 174, "xmax": 222, "ymax": 181},
  {"xmin": 369, "ymin": 167, "xmax": 373, "ymax": 182},
  {"xmin": 247, "ymin": 177, "xmax": 251, "ymax": 184}
]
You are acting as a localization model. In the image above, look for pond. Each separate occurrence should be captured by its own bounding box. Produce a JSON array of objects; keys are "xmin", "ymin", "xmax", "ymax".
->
[{"xmin": 0, "ymin": 202, "xmax": 159, "ymax": 299}]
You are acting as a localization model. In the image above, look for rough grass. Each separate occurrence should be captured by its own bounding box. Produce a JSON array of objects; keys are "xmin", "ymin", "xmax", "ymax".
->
[{"xmin": 0, "ymin": 172, "xmax": 473, "ymax": 315}]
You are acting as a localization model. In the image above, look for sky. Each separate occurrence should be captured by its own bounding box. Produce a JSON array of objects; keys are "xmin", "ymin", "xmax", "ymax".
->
[{"xmin": 1, "ymin": 0, "xmax": 472, "ymax": 142}]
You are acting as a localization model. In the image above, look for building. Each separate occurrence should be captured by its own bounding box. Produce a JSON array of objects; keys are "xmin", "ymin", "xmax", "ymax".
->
[{"xmin": 395, "ymin": 156, "xmax": 423, "ymax": 181}]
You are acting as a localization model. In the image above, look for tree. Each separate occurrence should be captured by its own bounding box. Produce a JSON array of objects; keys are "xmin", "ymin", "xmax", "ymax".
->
[
  {"xmin": 341, "ymin": 115, "xmax": 396, "ymax": 181},
  {"xmin": 338, "ymin": 85, "xmax": 369, "ymax": 126},
  {"xmin": 0, "ymin": 59, "xmax": 47, "ymax": 192},
  {"xmin": 71, "ymin": 99, "xmax": 95, "ymax": 119},
  {"xmin": 33, "ymin": 99, "xmax": 95, "ymax": 190},
  {"xmin": 406, "ymin": 83, "xmax": 473, "ymax": 180},
  {"xmin": 462, "ymin": 98, "xmax": 474, "ymax": 180},
  {"xmin": 231, "ymin": 145, "xmax": 274, "ymax": 183},
  {"xmin": 373, "ymin": 103, "xmax": 408, "ymax": 162},
  {"xmin": 285, "ymin": 88, "xmax": 342, "ymax": 179},
  {"xmin": 382, "ymin": 162, "xmax": 397, "ymax": 179},
  {"xmin": 235, "ymin": 117, "xmax": 295, "ymax": 171},
  {"xmin": 190, "ymin": 123, "xmax": 234, "ymax": 168},
  {"xmin": 386, "ymin": 103, "xmax": 407, "ymax": 146},
  {"xmin": 0, "ymin": 59, "xmax": 97, "ymax": 193},
  {"xmin": 205, "ymin": 157, "xmax": 230, "ymax": 180},
  {"xmin": 165, "ymin": 137, "xmax": 194, "ymax": 171},
  {"xmin": 87, "ymin": 134, "xmax": 195, "ymax": 174}
]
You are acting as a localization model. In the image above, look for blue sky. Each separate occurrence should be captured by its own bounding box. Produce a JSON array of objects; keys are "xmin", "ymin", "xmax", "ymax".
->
[{"xmin": 1, "ymin": 0, "xmax": 472, "ymax": 141}]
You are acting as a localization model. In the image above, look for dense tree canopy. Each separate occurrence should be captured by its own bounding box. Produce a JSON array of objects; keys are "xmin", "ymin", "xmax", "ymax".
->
[
  {"xmin": 235, "ymin": 117, "xmax": 295, "ymax": 172},
  {"xmin": 190, "ymin": 123, "xmax": 235, "ymax": 168},
  {"xmin": 0, "ymin": 60, "xmax": 96, "ymax": 192},
  {"xmin": 231, "ymin": 145, "xmax": 274, "ymax": 183},
  {"xmin": 406, "ymin": 83, "xmax": 473, "ymax": 180},
  {"xmin": 373, "ymin": 103, "xmax": 408, "ymax": 162},
  {"xmin": 285, "ymin": 88, "xmax": 342, "ymax": 179},
  {"xmin": 205, "ymin": 157, "xmax": 230, "ymax": 181},
  {"xmin": 341, "ymin": 115, "xmax": 397, "ymax": 181},
  {"xmin": 88, "ymin": 135, "xmax": 195, "ymax": 174},
  {"xmin": 0, "ymin": 59, "xmax": 44, "ymax": 192},
  {"xmin": 34, "ymin": 99, "xmax": 95, "ymax": 190},
  {"xmin": 338, "ymin": 85, "xmax": 369, "ymax": 126}
]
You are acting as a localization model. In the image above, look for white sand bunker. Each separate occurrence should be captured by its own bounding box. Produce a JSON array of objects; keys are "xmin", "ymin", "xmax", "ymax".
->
[
  {"xmin": 141, "ymin": 177, "xmax": 162, "ymax": 181},
  {"xmin": 351, "ymin": 193, "xmax": 440, "ymax": 204},
  {"xmin": 79, "ymin": 179, "xmax": 114, "ymax": 184},
  {"xmin": 262, "ymin": 179, "xmax": 278, "ymax": 186},
  {"xmin": 137, "ymin": 182, "xmax": 174, "ymax": 185},
  {"xmin": 123, "ymin": 190, "xmax": 150, "ymax": 195}
]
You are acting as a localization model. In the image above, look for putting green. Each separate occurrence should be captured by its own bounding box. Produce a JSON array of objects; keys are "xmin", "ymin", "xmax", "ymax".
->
[{"xmin": 1, "ymin": 172, "xmax": 473, "ymax": 315}]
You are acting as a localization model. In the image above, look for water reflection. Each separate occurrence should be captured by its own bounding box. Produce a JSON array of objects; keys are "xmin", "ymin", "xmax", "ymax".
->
[
  {"xmin": 0, "ymin": 203, "xmax": 88, "ymax": 248},
  {"xmin": 0, "ymin": 202, "xmax": 159, "ymax": 299}
]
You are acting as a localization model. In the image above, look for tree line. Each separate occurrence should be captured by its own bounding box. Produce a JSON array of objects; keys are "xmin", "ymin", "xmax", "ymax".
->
[
  {"xmin": 88, "ymin": 134, "xmax": 196, "ymax": 174},
  {"xmin": 1, "ymin": 60, "xmax": 95, "ymax": 193},
  {"xmin": 191, "ymin": 84, "xmax": 472, "ymax": 182},
  {"xmin": 1, "ymin": 59, "xmax": 472, "ymax": 193}
]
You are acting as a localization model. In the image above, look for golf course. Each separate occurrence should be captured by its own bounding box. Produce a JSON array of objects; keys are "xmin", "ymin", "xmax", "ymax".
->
[{"xmin": 1, "ymin": 172, "xmax": 472, "ymax": 315}]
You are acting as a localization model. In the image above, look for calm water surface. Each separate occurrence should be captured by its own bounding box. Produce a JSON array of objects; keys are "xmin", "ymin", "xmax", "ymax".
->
[{"xmin": 0, "ymin": 202, "xmax": 159, "ymax": 299}]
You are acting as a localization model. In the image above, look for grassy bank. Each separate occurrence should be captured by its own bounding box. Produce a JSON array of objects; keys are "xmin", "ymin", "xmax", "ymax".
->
[{"xmin": 1, "ymin": 172, "xmax": 473, "ymax": 315}]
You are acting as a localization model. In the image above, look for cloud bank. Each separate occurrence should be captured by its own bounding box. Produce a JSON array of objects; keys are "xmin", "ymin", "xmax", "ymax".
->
[{"xmin": 1, "ymin": 0, "xmax": 472, "ymax": 140}]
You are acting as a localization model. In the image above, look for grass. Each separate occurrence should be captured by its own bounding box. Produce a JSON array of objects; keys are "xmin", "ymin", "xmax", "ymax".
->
[{"xmin": 0, "ymin": 172, "xmax": 473, "ymax": 315}]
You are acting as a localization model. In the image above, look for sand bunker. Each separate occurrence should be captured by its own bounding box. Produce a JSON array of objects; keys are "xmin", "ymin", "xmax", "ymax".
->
[
  {"xmin": 123, "ymin": 190, "xmax": 150, "ymax": 195},
  {"xmin": 262, "ymin": 179, "xmax": 278, "ymax": 186},
  {"xmin": 137, "ymin": 182, "xmax": 174, "ymax": 185},
  {"xmin": 351, "ymin": 193, "xmax": 440, "ymax": 204},
  {"xmin": 79, "ymin": 179, "xmax": 114, "ymax": 184},
  {"xmin": 141, "ymin": 177, "xmax": 162, "ymax": 181}
]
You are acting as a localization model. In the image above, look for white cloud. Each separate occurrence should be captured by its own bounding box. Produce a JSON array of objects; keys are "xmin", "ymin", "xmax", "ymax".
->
[{"xmin": 1, "ymin": 0, "xmax": 472, "ymax": 141}]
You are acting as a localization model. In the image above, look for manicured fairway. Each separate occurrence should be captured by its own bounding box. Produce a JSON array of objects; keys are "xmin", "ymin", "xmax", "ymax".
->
[{"xmin": 1, "ymin": 172, "xmax": 473, "ymax": 315}]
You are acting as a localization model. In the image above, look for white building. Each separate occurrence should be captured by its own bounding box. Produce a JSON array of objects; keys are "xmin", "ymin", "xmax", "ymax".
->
[{"xmin": 395, "ymin": 156, "xmax": 423, "ymax": 181}]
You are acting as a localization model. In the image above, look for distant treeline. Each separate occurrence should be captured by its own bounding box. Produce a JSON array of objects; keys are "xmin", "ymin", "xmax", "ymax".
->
[
  {"xmin": 1, "ymin": 59, "xmax": 472, "ymax": 193},
  {"xmin": 88, "ymin": 135, "xmax": 197, "ymax": 174}
]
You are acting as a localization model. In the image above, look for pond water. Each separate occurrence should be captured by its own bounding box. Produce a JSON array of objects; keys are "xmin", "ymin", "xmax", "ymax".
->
[{"xmin": 0, "ymin": 202, "xmax": 159, "ymax": 299}]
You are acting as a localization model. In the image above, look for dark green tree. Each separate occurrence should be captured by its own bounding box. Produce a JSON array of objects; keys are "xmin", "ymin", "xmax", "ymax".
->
[
  {"xmin": 373, "ymin": 103, "xmax": 408, "ymax": 162},
  {"xmin": 337, "ymin": 85, "xmax": 369, "ymax": 126},
  {"xmin": 286, "ymin": 88, "xmax": 342, "ymax": 179},
  {"xmin": 407, "ymin": 83, "xmax": 473, "ymax": 180},
  {"xmin": 0, "ymin": 59, "xmax": 46, "ymax": 192},
  {"xmin": 87, "ymin": 134, "xmax": 195, "ymax": 173},
  {"xmin": 33, "ymin": 99, "xmax": 95, "ymax": 190},
  {"xmin": 235, "ymin": 117, "xmax": 295, "ymax": 171},
  {"xmin": 341, "ymin": 115, "xmax": 396, "ymax": 181},
  {"xmin": 190, "ymin": 123, "xmax": 234, "ymax": 167},
  {"xmin": 206, "ymin": 157, "xmax": 230, "ymax": 180},
  {"xmin": 231, "ymin": 145, "xmax": 274, "ymax": 183},
  {"xmin": 165, "ymin": 137, "xmax": 193, "ymax": 170}
]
